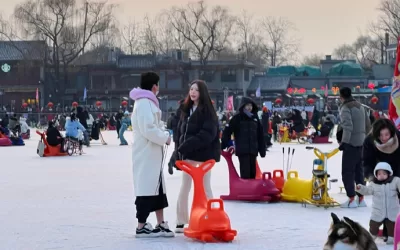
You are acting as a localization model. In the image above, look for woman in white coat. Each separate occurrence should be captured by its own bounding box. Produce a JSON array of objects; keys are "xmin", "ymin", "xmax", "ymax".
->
[
  {"xmin": 130, "ymin": 72, "xmax": 174, "ymax": 238},
  {"xmin": 173, "ymin": 80, "xmax": 221, "ymax": 233}
]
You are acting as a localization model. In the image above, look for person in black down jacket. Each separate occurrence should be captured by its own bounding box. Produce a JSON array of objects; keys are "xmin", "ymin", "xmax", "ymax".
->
[
  {"xmin": 363, "ymin": 118, "xmax": 400, "ymax": 241},
  {"xmin": 174, "ymin": 80, "xmax": 220, "ymax": 233},
  {"xmin": 76, "ymin": 106, "xmax": 90, "ymax": 146},
  {"xmin": 288, "ymin": 109, "xmax": 305, "ymax": 134},
  {"xmin": 46, "ymin": 121, "xmax": 65, "ymax": 152},
  {"xmin": 261, "ymin": 106, "xmax": 272, "ymax": 150},
  {"xmin": 221, "ymin": 97, "xmax": 266, "ymax": 179},
  {"xmin": 167, "ymin": 99, "xmax": 184, "ymax": 175}
]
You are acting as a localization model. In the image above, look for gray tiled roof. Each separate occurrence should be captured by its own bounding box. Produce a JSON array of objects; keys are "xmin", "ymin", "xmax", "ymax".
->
[
  {"xmin": 190, "ymin": 60, "xmax": 256, "ymax": 67},
  {"xmin": 0, "ymin": 40, "xmax": 46, "ymax": 61},
  {"xmin": 247, "ymin": 76, "xmax": 290, "ymax": 91},
  {"xmin": 118, "ymin": 55, "xmax": 156, "ymax": 68}
]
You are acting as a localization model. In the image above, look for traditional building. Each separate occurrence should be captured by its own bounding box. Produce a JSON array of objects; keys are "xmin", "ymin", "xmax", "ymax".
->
[{"xmin": 0, "ymin": 41, "xmax": 46, "ymax": 111}]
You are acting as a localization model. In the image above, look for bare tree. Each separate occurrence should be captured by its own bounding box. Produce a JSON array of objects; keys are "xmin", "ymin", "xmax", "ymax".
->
[
  {"xmin": 333, "ymin": 44, "xmax": 354, "ymax": 60},
  {"xmin": 90, "ymin": 23, "xmax": 120, "ymax": 50},
  {"xmin": 13, "ymin": 0, "xmax": 115, "ymax": 98},
  {"xmin": 167, "ymin": 0, "xmax": 234, "ymax": 65},
  {"xmin": 234, "ymin": 11, "xmax": 266, "ymax": 67},
  {"xmin": 302, "ymin": 54, "xmax": 324, "ymax": 66},
  {"xmin": 352, "ymin": 35, "xmax": 381, "ymax": 69},
  {"xmin": 372, "ymin": 0, "xmax": 400, "ymax": 39},
  {"xmin": 332, "ymin": 35, "xmax": 381, "ymax": 69},
  {"xmin": 120, "ymin": 20, "xmax": 142, "ymax": 55},
  {"xmin": 142, "ymin": 14, "xmax": 183, "ymax": 56},
  {"xmin": 259, "ymin": 17, "xmax": 300, "ymax": 66}
]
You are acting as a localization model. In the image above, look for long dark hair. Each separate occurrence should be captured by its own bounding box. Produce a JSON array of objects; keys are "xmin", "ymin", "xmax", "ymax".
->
[
  {"xmin": 371, "ymin": 118, "xmax": 397, "ymax": 142},
  {"xmin": 181, "ymin": 80, "xmax": 217, "ymax": 121}
]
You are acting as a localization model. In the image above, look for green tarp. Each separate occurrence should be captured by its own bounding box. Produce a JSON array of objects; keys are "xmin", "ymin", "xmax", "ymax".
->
[
  {"xmin": 328, "ymin": 61, "xmax": 363, "ymax": 76},
  {"xmin": 267, "ymin": 66, "xmax": 298, "ymax": 75},
  {"xmin": 267, "ymin": 65, "xmax": 322, "ymax": 76},
  {"xmin": 296, "ymin": 65, "xmax": 321, "ymax": 76}
]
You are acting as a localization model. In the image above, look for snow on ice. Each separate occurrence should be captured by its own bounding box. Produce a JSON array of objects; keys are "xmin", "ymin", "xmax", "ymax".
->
[{"xmin": 0, "ymin": 131, "xmax": 393, "ymax": 250}]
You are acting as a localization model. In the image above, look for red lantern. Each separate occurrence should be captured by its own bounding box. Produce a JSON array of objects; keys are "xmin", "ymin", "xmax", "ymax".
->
[
  {"xmin": 211, "ymin": 100, "xmax": 215, "ymax": 105},
  {"xmin": 22, "ymin": 102, "xmax": 28, "ymax": 108},
  {"xmin": 298, "ymin": 88, "xmax": 306, "ymax": 94},
  {"xmin": 368, "ymin": 83, "xmax": 375, "ymax": 90},
  {"xmin": 275, "ymin": 98, "xmax": 282, "ymax": 104},
  {"xmin": 96, "ymin": 101, "xmax": 102, "ymax": 107},
  {"xmin": 371, "ymin": 96, "xmax": 379, "ymax": 104},
  {"xmin": 72, "ymin": 102, "xmax": 78, "ymax": 107},
  {"xmin": 121, "ymin": 100, "xmax": 128, "ymax": 107},
  {"xmin": 321, "ymin": 86, "xmax": 325, "ymax": 90},
  {"xmin": 47, "ymin": 102, "xmax": 53, "ymax": 108},
  {"xmin": 307, "ymin": 98, "xmax": 315, "ymax": 105},
  {"xmin": 287, "ymin": 88, "xmax": 293, "ymax": 94}
]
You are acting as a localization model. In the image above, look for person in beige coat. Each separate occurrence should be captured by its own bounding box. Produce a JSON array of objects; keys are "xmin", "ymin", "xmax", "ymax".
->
[{"xmin": 356, "ymin": 162, "xmax": 400, "ymax": 245}]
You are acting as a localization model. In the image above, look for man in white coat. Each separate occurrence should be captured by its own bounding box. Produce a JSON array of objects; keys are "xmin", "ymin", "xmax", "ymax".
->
[{"xmin": 130, "ymin": 72, "xmax": 174, "ymax": 238}]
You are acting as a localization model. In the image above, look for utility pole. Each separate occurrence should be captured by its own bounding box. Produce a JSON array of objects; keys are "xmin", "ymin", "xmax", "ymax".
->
[{"xmin": 82, "ymin": 1, "xmax": 89, "ymax": 55}]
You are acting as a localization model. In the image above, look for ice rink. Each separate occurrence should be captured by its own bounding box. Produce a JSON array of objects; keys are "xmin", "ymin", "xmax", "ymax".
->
[{"xmin": 0, "ymin": 130, "xmax": 392, "ymax": 250}]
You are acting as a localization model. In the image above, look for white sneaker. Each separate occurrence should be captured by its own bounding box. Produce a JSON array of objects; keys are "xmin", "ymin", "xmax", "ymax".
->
[
  {"xmin": 175, "ymin": 224, "xmax": 185, "ymax": 233},
  {"xmin": 386, "ymin": 236, "xmax": 394, "ymax": 245},
  {"xmin": 340, "ymin": 198, "xmax": 358, "ymax": 208},
  {"xmin": 357, "ymin": 197, "xmax": 367, "ymax": 207},
  {"xmin": 135, "ymin": 223, "xmax": 162, "ymax": 238},
  {"xmin": 156, "ymin": 221, "xmax": 175, "ymax": 237}
]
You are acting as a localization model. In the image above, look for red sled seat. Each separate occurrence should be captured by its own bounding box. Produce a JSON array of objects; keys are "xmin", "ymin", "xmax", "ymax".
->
[
  {"xmin": 312, "ymin": 136, "xmax": 332, "ymax": 144},
  {"xmin": 36, "ymin": 130, "xmax": 68, "ymax": 157}
]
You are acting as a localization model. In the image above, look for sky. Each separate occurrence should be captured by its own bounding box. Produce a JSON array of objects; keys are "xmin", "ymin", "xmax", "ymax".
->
[{"xmin": 2, "ymin": 0, "xmax": 381, "ymax": 57}]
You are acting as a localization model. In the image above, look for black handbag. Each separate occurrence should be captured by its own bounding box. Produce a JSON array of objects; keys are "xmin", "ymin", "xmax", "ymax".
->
[{"xmin": 336, "ymin": 125, "xmax": 343, "ymax": 143}]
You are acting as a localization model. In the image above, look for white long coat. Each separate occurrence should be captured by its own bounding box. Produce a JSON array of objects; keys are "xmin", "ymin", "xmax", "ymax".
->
[{"xmin": 131, "ymin": 98, "xmax": 169, "ymax": 196}]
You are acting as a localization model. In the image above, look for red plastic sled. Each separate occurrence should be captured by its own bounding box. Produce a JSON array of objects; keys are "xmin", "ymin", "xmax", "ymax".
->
[
  {"xmin": 312, "ymin": 136, "xmax": 332, "ymax": 144},
  {"xmin": 271, "ymin": 170, "xmax": 285, "ymax": 192},
  {"xmin": 220, "ymin": 148, "xmax": 281, "ymax": 202},
  {"xmin": 36, "ymin": 130, "xmax": 68, "ymax": 157},
  {"xmin": 175, "ymin": 160, "xmax": 237, "ymax": 242},
  {"xmin": 21, "ymin": 133, "xmax": 30, "ymax": 140}
]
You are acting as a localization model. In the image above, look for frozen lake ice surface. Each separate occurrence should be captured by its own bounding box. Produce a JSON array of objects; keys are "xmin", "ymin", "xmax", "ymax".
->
[{"xmin": 0, "ymin": 131, "xmax": 393, "ymax": 250}]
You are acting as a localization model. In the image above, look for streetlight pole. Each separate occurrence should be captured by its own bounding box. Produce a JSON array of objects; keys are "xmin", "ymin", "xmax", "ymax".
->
[{"xmin": 223, "ymin": 87, "xmax": 229, "ymax": 112}]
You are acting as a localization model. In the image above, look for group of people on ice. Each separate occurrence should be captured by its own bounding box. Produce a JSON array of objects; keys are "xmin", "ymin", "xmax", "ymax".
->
[
  {"xmin": 130, "ymin": 71, "xmax": 282, "ymax": 239},
  {"xmin": 129, "ymin": 71, "xmax": 400, "ymax": 246},
  {"xmin": 332, "ymin": 87, "xmax": 400, "ymax": 245}
]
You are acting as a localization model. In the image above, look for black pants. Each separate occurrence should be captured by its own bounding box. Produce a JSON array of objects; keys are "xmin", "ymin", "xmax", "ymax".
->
[
  {"xmin": 341, "ymin": 145, "xmax": 364, "ymax": 197},
  {"xmin": 49, "ymin": 138, "xmax": 65, "ymax": 152},
  {"xmin": 273, "ymin": 125, "xmax": 278, "ymax": 141},
  {"xmin": 264, "ymin": 134, "xmax": 272, "ymax": 147},
  {"xmin": 135, "ymin": 181, "xmax": 168, "ymax": 224},
  {"xmin": 238, "ymin": 154, "xmax": 257, "ymax": 179},
  {"xmin": 370, "ymin": 219, "xmax": 394, "ymax": 237},
  {"xmin": 116, "ymin": 122, "xmax": 121, "ymax": 138}
]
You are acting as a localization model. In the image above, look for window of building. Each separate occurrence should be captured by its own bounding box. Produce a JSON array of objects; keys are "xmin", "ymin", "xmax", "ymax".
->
[
  {"xmin": 199, "ymin": 71, "xmax": 213, "ymax": 82},
  {"xmin": 221, "ymin": 69, "xmax": 236, "ymax": 82}
]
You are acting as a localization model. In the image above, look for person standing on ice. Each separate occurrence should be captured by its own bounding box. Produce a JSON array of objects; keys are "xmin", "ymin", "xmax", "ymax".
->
[
  {"xmin": 173, "ymin": 80, "xmax": 220, "ymax": 233},
  {"xmin": 119, "ymin": 111, "xmax": 130, "ymax": 146},
  {"xmin": 130, "ymin": 72, "xmax": 174, "ymax": 238},
  {"xmin": 337, "ymin": 87, "xmax": 371, "ymax": 208},
  {"xmin": 221, "ymin": 97, "xmax": 266, "ymax": 179}
]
